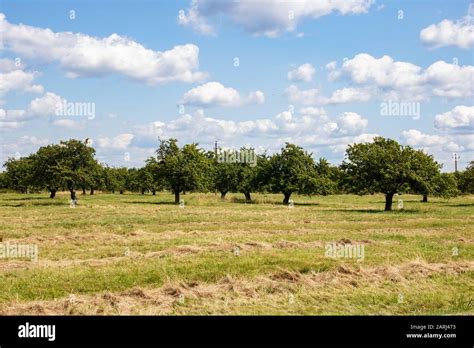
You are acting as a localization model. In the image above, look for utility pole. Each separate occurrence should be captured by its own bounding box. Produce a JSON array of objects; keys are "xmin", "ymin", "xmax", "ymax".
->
[
  {"xmin": 214, "ymin": 141, "xmax": 218, "ymax": 195},
  {"xmin": 452, "ymin": 153, "xmax": 460, "ymax": 172}
]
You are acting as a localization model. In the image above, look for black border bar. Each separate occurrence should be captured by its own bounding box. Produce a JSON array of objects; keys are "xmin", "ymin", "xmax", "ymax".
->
[{"xmin": 0, "ymin": 315, "xmax": 472, "ymax": 346}]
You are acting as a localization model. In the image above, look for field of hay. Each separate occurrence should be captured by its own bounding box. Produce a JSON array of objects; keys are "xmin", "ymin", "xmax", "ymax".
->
[{"xmin": 0, "ymin": 192, "xmax": 472, "ymax": 315}]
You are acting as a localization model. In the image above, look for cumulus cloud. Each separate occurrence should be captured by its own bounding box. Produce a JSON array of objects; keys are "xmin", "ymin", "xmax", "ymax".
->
[
  {"xmin": 0, "ymin": 58, "xmax": 44, "ymax": 96},
  {"xmin": 0, "ymin": 13, "xmax": 207, "ymax": 85},
  {"xmin": 132, "ymin": 108, "xmax": 371, "ymax": 156},
  {"xmin": 333, "ymin": 53, "xmax": 474, "ymax": 100},
  {"xmin": 0, "ymin": 92, "xmax": 97, "ymax": 128},
  {"xmin": 178, "ymin": 6, "xmax": 215, "ymax": 35},
  {"xmin": 402, "ymin": 129, "xmax": 447, "ymax": 147},
  {"xmin": 97, "ymin": 133, "xmax": 135, "ymax": 149},
  {"xmin": 181, "ymin": 82, "xmax": 265, "ymax": 107},
  {"xmin": 337, "ymin": 112, "xmax": 368, "ymax": 135},
  {"xmin": 401, "ymin": 104, "xmax": 474, "ymax": 170},
  {"xmin": 434, "ymin": 105, "xmax": 474, "ymax": 131},
  {"xmin": 0, "ymin": 136, "xmax": 49, "ymax": 163},
  {"xmin": 420, "ymin": 4, "xmax": 474, "ymax": 49},
  {"xmin": 288, "ymin": 63, "xmax": 315, "ymax": 82},
  {"xmin": 27, "ymin": 92, "xmax": 64, "ymax": 118},
  {"xmin": 400, "ymin": 128, "xmax": 474, "ymax": 169},
  {"xmin": 285, "ymin": 85, "xmax": 371, "ymax": 105},
  {"xmin": 178, "ymin": 0, "xmax": 374, "ymax": 37},
  {"xmin": 52, "ymin": 119, "xmax": 85, "ymax": 130}
]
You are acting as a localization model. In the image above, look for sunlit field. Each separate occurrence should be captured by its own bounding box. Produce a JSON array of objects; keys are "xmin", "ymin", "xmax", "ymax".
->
[{"xmin": 0, "ymin": 192, "xmax": 472, "ymax": 315}]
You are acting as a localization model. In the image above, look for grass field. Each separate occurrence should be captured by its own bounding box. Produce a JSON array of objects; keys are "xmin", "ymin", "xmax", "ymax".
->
[{"xmin": 0, "ymin": 192, "xmax": 472, "ymax": 315}]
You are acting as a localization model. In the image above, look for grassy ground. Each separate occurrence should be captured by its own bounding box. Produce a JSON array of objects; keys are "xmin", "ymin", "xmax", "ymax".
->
[{"xmin": 0, "ymin": 191, "xmax": 472, "ymax": 315}]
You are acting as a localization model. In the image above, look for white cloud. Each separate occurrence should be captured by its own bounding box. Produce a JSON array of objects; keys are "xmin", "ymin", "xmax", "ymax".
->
[
  {"xmin": 288, "ymin": 63, "xmax": 315, "ymax": 82},
  {"xmin": 179, "ymin": 0, "xmax": 374, "ymax": 37},
  {"xmin": 420, "ymin": 4, "xmax": 474, "ymax": 49},
  {"xmin": 325, "ymin": 87, "xmax": 371, "ymax": 104},
  {"xmin": 28, "ymin": 92, "xmax": 63, "ymax": 118},
  {"xmin": 181, "ymin": 82, "xmax": 265, "ymax": 107},
  {"xmin": 334, "ymin": 53, "xmax": 474, "ymax": 100},
  {"xmin": 423, "ymin": 61, "xmax": 474, "ymax": 98},
  {"xmin": 285, "ymin": 85, "xmax": 371, "ymax": 105},
  {"xmin": 0, "ymin": 58, "xmax": 44, "ymax": 96},
  {"xmin": 0, "ymin": 92, "xmax": 97, "ymax": 128},
  {"xmin": 52, "ymin": 119, "xmax": 84, "ymax": 130},
  {"xmin": 97, "ymin": 133, "xmax": 134, "ymax": 149},
  {"xmin": 434, "ymin": 105, "xmax": 474, "ymax": 131},
  {"xmin": 0, "ymin": 13, "xmax": 207, "ymax": 85},
  {"xmin": 0, "ymin": 120, "xmax": 23, "ymax": 129},
  {"xmin": 132, "ymin": 108, "xmax": 370, "ymax": 157},
  {"xmin": 17, "ymin": 135, "xmax": 49, "ymax": 146},
  {"xmin": 285, "ymin": 85, "xmax": 320, "ymax": 105},
  {"xmin": 178, "ymin": 6, "xmax": 215, "ymax": 35},
  {"xmin": 402, "ymin": 129, "xmax": 447, "ymax": 147},
  {"xmin": 337, "ymin": 112, "xmax": 368, "ymax": 135},
  {"xmin": 400, "ymin": 128, "xmax": 474, "ymax": 170}
]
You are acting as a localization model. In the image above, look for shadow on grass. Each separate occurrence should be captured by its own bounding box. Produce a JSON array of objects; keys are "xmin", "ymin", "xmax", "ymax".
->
[
  {"xmin": 126, "ymin": 200, "xmax": 177, "ymax": 206},
  {"xmin": 321, "ymin": 208, "xmax": 421, "ymax": 214},
  {"xmin": 0, "ymin": 196, "xmax": 52, "ymax": 201},
  {"xmin": 0, "ymin": 201, "xmax": 66, "ymax": 207},
  {"xmin": 442, "ymin": 203, "xmax": 474, "ymax": 207},
  {"xmin": 229, "ymin": 198, "xmax": 321, "ymax": 206}
]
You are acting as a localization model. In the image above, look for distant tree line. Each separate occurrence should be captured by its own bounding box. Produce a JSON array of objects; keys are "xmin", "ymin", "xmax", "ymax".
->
[{"xmin": 0, "ymin": 137, "xmax": 472, "ymax": 211}]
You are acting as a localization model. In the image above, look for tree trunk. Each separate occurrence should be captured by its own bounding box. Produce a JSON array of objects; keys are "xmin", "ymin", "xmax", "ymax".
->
[
  {"xmin": 82, "ymin": 187, "xmax": 86, "ymax": 195},
  {"xmin": 220, "ymin": 191, "xmax": 227, "ymax": 199},
  {"xmin": 244, "ymin": 192, "xmax": 251, "ymax": 201},
  {"xmin": 174, "ymin": 191, "xmax": 180, "ymax": 204},
  {"xmin": 283, "ymin": 192, "xmax": 292, "ymax": 205},
  {"xmin": 70, "ymin": 189, "xmax": 77, "ymax": 201},
  {"xmin": 422, "ymin": 194, "xmax": 428, "ymax": 202},
  {"xmin": 90, "ymin": 188, "xmax": 94, "ymax": 195},
  {"xmin": 152, "ymin": 190, "xmax": 156, "ymax": 195},
  {"xmin": 385, "ymin": 192, "xmax": 394, "ymax": 211},
  {"xmin": 120, "ymin": 190, "xmax": 124, "ymax": 194},
  {"xmin": 141, "ymin": 188, "xmax": 145, "ymax": 195},
  {"xmin": 49, "ymin": 190, "xmax": 56, "ymax": 199}
]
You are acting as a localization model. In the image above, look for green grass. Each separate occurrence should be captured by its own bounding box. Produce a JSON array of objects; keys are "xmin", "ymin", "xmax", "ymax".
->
[{"xmin": 0, "ymin": 192, "xmax": 472, "ymax": 315}]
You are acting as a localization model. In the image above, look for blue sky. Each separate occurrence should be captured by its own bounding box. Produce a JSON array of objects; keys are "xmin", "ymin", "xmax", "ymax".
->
[{"xmin": 0, "ymin": 0, "xmax": 473, "ymax": 170}]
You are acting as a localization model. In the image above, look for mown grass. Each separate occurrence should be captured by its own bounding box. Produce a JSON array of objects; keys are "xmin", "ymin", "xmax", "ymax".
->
[{"xmin": 0, "ymin": 192, "xmax": 472, "ymax": 315}]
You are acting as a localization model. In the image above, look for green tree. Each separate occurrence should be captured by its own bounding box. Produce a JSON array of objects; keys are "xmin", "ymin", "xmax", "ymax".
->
[
  {"xmin": 432, "ymin": 172, "xmax": 459, "ymax": 199},
  {"xmin": 55, "ymin": 139, "xmax": 98, "ymax": 200},
  {"xmin": 87, "ymin": 162, "xmax": 104, "ymax": 195},
  {"xmin": 114, "ymin": 167, "xmax": 129, "ymax": 194},
  {"xmin": 155, "ymin": 139, "xmax": 210, "ymax": 203},
  {"xmin": 126, "ymin": 168, "xmax": 141, "ymax": 193},
  {"xmin": 3, "ymin": 156, "xmax": 35, "ymax": 193},
  {"xmin": 342, "ymin": 137, "xmax": 443, "ymax": 211},
  {"xmin": 102, "ymin": 166, "xmax": 119, "ymax": 193},
  {"xmin": 407, "ymin": 150, "xmax": 442, "ymax": 202},
  {"xmin": 458, "ymin": 161, "xmax": 474, "ymax": 194},
  {"xmin": 30, "ymin": 144, "xmax": 65, "ymax": 198},
  {"xmin": 214, "ymin": 162, "xmax": 239, "ymax": 199},
  {"xmin": 144, "ymin": 157, "xmax": 164, "ymax": 195},
  {"xmin": 0, "ymin": 172, "xmax": 7, "ymax": 189},
  {"xmin": 266, "ymin": 143, "xmax": 328, "ymax": 204}
]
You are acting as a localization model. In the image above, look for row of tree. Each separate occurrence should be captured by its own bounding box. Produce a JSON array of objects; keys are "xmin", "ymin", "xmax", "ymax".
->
[{"xmin": 1, "ymin": 137, "xmax": 472, "ymax": 211}]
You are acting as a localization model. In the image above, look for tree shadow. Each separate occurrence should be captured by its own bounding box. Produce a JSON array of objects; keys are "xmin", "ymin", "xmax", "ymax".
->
[
  {"xmin": 442, "ymin": 203, "xmax": 474, "ymax": 207},
  {"xmin": 0, "ymin": 196, "xmax": 52, "ymax": 201},
  {"xmin": 0, "ymin": 201, "xmax": 65, "ymax": 207},
  {"xmin": 229, "ymin": 198, "xmax": 320, "ymax": 206},
  {"xmin": 322, "ymin": 208, "xmax": 421, "ymax": 214},
  {"xmin": 126, "ymin": 200, "xmax": 177, "ymax": 205}
]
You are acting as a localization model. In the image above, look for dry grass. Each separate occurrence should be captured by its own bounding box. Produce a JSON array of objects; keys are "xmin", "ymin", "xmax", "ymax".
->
[{"xmin": 0, "ymin": 192, "xmax": 472, "ymax": 315}]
